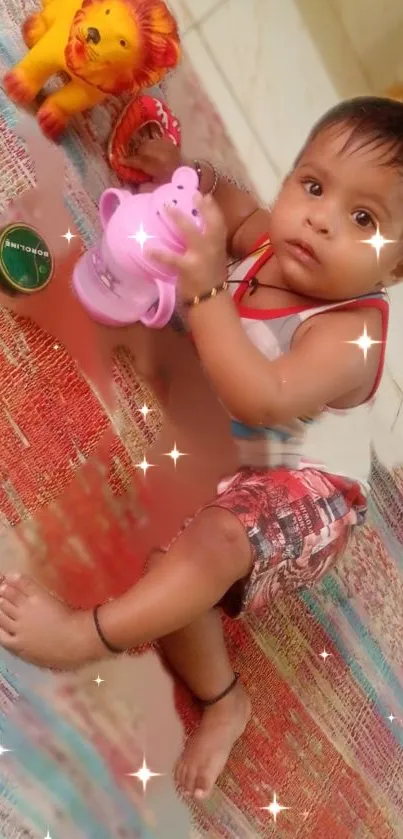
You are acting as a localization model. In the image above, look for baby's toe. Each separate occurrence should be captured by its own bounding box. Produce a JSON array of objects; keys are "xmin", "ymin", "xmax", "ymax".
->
[
  {"xmin": 4, "ymin": 573, "xmax": 40, "ymax": 598},
  {"xmin": 0, "ymin": 582, "xmax": 24, "ymax": 606},
  {"xmin": 0, "ymin": 597, "xmax": 18, "ymax": 620},
  {"xmin": 0, "ymin": 608, "xmax": 16, "ymax": 636}
]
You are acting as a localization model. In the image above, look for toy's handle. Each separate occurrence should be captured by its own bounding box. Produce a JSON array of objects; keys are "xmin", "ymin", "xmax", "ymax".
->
[
  {"xmin": 140, "ymin": 280, "xmax": 176, "ymax": 328},
  {"xmin": 99, "ymin": 188, "xmax": 130, "ymax": 230}
]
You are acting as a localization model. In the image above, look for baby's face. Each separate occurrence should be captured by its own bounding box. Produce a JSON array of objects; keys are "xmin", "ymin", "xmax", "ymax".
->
[{"xmin": 269, "ymin": 125, "xmax": 403, "ymax": 300}]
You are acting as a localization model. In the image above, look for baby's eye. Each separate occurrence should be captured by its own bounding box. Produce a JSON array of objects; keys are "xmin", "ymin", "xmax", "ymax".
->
[
  {"xmin": 352, "ymin": 209, "xmax": 375, "ymax": 229},
  {"xmin": 303, "ymin": 179, "xmax": 322, "ymax": 197}
]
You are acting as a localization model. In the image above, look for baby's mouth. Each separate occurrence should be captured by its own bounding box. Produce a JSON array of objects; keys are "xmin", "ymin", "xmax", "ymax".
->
[{"xmin": 286, "ymin": 239, "xmax": 320, "ymax": 264}]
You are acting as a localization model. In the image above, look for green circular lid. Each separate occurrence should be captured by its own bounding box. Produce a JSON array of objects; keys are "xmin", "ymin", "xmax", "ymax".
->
[{"xmin": 0, "ymin": 223, "xmax": 54, "ymax": 294}]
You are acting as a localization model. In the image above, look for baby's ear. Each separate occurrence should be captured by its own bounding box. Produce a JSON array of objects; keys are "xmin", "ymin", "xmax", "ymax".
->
[{"xmin": 391, "ymin": 253, "xmax": 403, "ymax": 282}]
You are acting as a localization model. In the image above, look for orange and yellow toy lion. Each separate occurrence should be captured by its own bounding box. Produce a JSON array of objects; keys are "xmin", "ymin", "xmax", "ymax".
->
[{"xmin": 3, "ymin": 0, "xmax": 180, "ymax": 139}]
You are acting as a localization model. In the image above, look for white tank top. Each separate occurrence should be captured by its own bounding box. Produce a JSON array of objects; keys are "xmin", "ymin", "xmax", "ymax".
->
[{"xmin": 227, "ymin": 236, "xmax": 389, "ymax": 493}]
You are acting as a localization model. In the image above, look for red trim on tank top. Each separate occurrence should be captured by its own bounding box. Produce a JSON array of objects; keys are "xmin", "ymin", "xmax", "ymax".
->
[
  {"xmin": 234, "ymin": 235, "xmax": 389, "ymax": 402},
  {"xmin": 250, "ymin": 233, "xmax": 272, "ymax": 251},
  {"xmin": 339, "ymin": 297, "xmax": 389, "ymax": 401},
  {"xmin": 234, "ymin": 240, "xmax": 331, "ymax": 320}
]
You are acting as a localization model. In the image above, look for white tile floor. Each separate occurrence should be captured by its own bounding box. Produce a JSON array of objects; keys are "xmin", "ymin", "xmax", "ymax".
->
[
  {"xmin": 182, "ymin": 27, "xmax": 279, "ymax": 200},
  {"xmin": 168, "ymin": 0, "xmax": 224, "ymax": 32},
  {"xmin": 172, "ymin": 0, "xmax": 369, "ymax": 200},
  {"xmin": 171, "ymin": 0, "xmax": 403, "ymax": 189}
]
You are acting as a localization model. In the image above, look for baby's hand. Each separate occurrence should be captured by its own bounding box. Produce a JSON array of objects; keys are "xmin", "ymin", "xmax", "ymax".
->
[
  {"xmin": 147, "ymin": 193, "xmax": 228, "ymax": 302},
  {"xmin": 119, "ymin": 138, "xmax": 183, "ymax": 183}
]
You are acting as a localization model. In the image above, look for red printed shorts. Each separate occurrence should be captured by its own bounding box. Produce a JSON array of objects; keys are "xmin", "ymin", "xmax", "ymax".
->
[
  {"xmin": 163, "ymin": 466, "xmax": 367, "ymax": 618},
  {"xmin": 214, "ymin": 466, "xmax": 367, "ymax": 616}
]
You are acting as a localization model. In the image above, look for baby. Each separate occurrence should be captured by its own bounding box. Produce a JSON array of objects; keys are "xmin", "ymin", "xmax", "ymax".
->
[{"xmin": 1, "ymin": 95, "xmax": 402, "ymax": 802}]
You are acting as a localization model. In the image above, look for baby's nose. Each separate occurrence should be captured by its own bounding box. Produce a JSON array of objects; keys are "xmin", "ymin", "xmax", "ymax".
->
[{"xmin": 307, "ymin": 208, "xmax": 333, "ymax": 236}]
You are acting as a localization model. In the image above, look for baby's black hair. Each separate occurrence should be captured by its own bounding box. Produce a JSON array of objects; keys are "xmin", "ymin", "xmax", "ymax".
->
[{"xmin": 300, "ymin": 96, "xmax": 403, "ymax": 169}]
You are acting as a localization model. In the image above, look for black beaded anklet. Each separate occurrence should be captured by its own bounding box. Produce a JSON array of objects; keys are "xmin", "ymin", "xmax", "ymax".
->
[
  {"xmin": 198, "ymin": 673, "xmax": 240, "ymax": 707},
  {"xmin": 93, "ymin": 605, "xmax": 124, "ymax": 655}
]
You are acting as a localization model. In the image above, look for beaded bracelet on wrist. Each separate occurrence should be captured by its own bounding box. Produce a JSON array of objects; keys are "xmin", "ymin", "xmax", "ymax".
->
[
  {"xmin": 194, "ymin": 159, "xmax": 219, "ymax": 196},
  {"xmin": 183, "ymin": 279, "xmax": 228, "ymax": 308}
]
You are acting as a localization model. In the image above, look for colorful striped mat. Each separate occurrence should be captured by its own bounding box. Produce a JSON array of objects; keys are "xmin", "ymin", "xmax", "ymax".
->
[
  {"xmin": 1, "ymin": 654, "xmax": 157, "ymax": 839},
  {"xmin": 1, "ymin": 2, "xmax": 403, "ymax": 837}
]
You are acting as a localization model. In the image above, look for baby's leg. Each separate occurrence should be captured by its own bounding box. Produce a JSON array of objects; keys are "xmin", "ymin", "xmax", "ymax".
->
[
  {"xmin": 164, "ymin": 613, "xmax": 251, "ymax": 800},
  {"xmin": 0, "ymin": 507, "xmax": 252, "ymax": 668},
  {"xmin": 154, "ymin": 567, "xmax": 250, "ymax": 799}
]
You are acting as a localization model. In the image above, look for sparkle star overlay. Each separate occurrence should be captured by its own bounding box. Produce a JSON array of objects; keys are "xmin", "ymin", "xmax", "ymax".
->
[
  {"xmin": 93, "ymin": 674, "xmax": 104, "ymax": 687},
  {"xmin": 347, "ymin": 324, "xmax": 382, "ymax": 361},
  {"xmin": 361, "ymin": 228, "xmax": 395, "ymax": 261},
  {"xmin": 319, "ymin": 649, "xmax": 331, "ymax": 661},
  {"xmin": 127, "ymin": 756, "xmax": 163, "ymax": 793},
  {"xmin": 164, "ymin": 443, "xmax": 186, "ymax": 467},
  {"xmin": 136, "ymin": 456, "xmax": 155, "ymax": 476},
  {"xmin": 61, "ymin": 229, "xmax": 76, "ymax": 244},
  {"xmin": 129, "ymin": 224, "xmax": 155, "ymax": 251},
  {"xmin": 346, "ymin": 227, "xmax": 391, "ymax": 362},
  {"xmin": 261, "ymin": 792, "xmax": 290, "ymax": 823},
  {"xmin": 139, "ymin": 404, "xmax": 152, "ymax": 420},
  {"xmin": 0, "ymin": 745, "xmax": 12, "ymax": 756}
]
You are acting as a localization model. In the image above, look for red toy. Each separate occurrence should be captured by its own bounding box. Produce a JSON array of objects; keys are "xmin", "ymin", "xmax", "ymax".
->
[{"xmin": 108, "ymin": 95, "xmax": 181, "ymax": 184}]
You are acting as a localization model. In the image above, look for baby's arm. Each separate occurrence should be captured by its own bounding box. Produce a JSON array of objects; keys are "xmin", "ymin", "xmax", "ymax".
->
[
  {"xmin": 194, "ymin": 160, "xmax": 271, "ymax": 258},
  {"xmin": 126, "ymin": 139, "xmax": 270, "ymax": 258},
  {"xmin": 189, "ymin": 300, "xmax": 382, "ymax": 425},
  {"xmin": 126, "ymin": 141, "xmax": 270, "ymax": 395},
  {"xmin": 150, "ymin": 196, "xmax": 383, "ymax": 423}
]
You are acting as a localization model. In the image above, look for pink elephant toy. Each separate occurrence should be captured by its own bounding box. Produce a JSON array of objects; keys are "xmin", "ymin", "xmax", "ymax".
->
[{"xmin": 73, "ymin": 166, "xmax": 202, "ymax": 327}]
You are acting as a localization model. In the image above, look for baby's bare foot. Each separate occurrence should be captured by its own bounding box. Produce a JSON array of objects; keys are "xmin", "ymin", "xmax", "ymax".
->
[
  {"xmin": 0, "ymin": 573, "xmax": 102, "ymax": 669},
  {"xmin": 176, "ymin": 681, "xmax": 251, "ymax": 800}
]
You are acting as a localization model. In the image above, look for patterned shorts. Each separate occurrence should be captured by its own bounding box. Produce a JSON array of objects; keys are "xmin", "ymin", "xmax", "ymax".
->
[
  {"xmin": 214, "ymin": 467, "xmax": 367, "ymax": 616},
  {"xmin": 163, "ymin": 467, "xmax": 367, "ymax": 618}
]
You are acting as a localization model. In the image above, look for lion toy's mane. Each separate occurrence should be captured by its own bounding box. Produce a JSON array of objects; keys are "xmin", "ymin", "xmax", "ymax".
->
[{"xmin": 65, "ymin": 0, "xmax": 180, "ymax": 95}]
